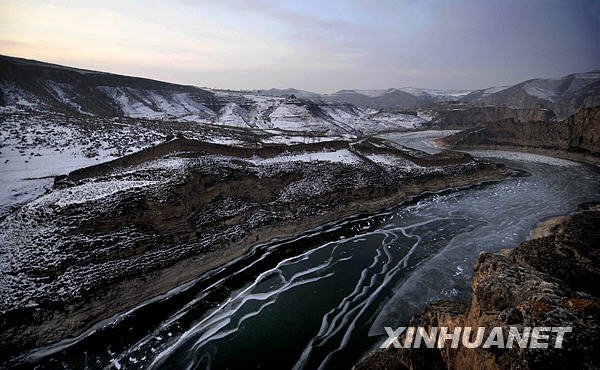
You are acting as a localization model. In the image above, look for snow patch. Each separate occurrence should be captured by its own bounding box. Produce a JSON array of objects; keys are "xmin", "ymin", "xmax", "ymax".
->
[
  {"xmin": 249, "ymin": 149, "xmax": 360, "ymax": 165},
  {"xmin": 480, "ymin": 86, "xmax": 510, "ymax": 97},
  {"xmin": 28, "ymin": 180, "xmax": 156, "ymax": 208},
  {"xmin": 215, "ymin": 103, "xmax": 250, "ymax": 127},
  {"xmin": 365, "ymin": 153, "xmax": 421, "ymax": 168}
]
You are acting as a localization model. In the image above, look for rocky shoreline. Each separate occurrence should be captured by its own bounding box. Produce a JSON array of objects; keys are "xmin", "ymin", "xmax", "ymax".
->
[
  {"xmin": 355, "ymin": 207, "xmax": 600, "ymax": 370},
  {"xmin": 0, "ymin": 137, "xmax": 510, "ymax": 361}
]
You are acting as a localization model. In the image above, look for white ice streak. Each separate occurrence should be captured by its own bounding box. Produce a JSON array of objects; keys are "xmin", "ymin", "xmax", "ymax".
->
[
  {"xmin": 293, "ymin": 218, "xmax": 444, "ymax": 369},
  {"xmin": 149, "ymin": 244, "xmax": 344, "ymax": 369}
]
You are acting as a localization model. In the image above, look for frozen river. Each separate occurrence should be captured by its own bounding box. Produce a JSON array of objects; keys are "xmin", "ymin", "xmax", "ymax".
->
[{"xmin": 10, "ymin": 131, "xmax": 600, "ymax": 370}]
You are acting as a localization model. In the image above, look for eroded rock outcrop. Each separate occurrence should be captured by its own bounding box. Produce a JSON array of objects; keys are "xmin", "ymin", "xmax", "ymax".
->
[
  {"xmin": 356, "ymin": 210, "xmax": 600, "ymax": 370},
  {"xmin": 438, "ymin": 107, "xmax": 600, "ymax": 165}
]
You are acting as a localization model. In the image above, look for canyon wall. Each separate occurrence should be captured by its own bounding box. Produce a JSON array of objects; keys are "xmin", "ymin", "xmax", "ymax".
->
[
  {"xmin": 439, "ymin": 107, "xmax": 600, "ymax": 165},
  {"xmin": 425, "ymin": 103, "xmax": 556, "ymax": 130}
]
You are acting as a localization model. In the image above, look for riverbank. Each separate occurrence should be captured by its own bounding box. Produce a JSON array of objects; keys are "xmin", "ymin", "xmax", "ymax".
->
[
  {"xmin": 0, "ymin": 137, "xmax": 510, "ymax": 361},
  {"xmin": 356, "ymin": 207, "xmax": 600, "ymax": 369}
]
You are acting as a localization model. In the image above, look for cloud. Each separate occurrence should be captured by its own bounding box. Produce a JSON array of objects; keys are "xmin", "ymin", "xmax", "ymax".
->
[{"xmin": 1, "ymin": 0, "xmax": 598, "ymax": 91}]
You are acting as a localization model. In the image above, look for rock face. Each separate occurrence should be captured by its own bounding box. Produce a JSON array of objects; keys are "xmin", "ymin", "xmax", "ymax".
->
[
  {"xmin": 356, "ymin": 210, "xmax": 600, "ymax": 370},
  {"xmin": 423, "ymin": 103, "xmax": 556, "ymax": 129},
  {"xmin": 0, "ymin": 137, "xmax": 509, "ymax": 361},
  {"xmin": 438, "ymin": 107, "xmax": 600, "ymax": 165}
]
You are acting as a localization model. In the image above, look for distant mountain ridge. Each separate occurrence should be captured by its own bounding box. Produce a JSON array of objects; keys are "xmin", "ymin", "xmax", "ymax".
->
[
  {"xmin": 258, "ymin": 73, "xmax": 600, "ymax": 119},
  {"xmin": 2, "ymin": 55, "xmax": 598, "ymax": 132},
  {"xmin": 258, "ymin": 87, "xmax": 473, "ymax": 110},
  {"xmin": 461, "ymin": 71, "xmax": 600, "ymax": 120},
  {"xmin": 257, "ymin": 88, "xmax": 321, "ymax": 99},
  {"xmin": 0, "ymin": 55, "xmax": 426, "ymax": 135}
]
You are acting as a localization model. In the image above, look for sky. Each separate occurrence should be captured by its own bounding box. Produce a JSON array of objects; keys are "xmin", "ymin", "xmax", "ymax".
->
[{"xmin": 1, "ymin": 0, "xmax": 599, "ymax": 93}]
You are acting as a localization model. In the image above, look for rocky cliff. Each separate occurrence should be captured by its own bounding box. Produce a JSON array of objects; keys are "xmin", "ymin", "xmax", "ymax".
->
[
  {"xmin": 424, "ymin": 103, "xmax": 556, "ymax": 129},
  {"xmin": 438, "ymin": 107, "xmax": 600, "ymax": 165},
  {"xmin": 356, "ymin": 208, "xmax": 600, "ymax": 370}
]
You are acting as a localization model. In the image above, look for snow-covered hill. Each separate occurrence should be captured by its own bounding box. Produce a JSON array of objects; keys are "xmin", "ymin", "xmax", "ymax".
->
[
  {"xmin": 210, "ymin": 90, "xmax": 425, "ymax": 134},
  {"xmin": 1, "ymin": 55, "xmax": 427, "ymax": 135},
  {"xmin": 0, "ymin": 55, "xmax": 218, "ymax": 118},
  {"xmin": 322, "ymin": 87, "xmax": 472, "ymax": 110},
  {"xmin": 460, "ymin": 71, "xmax": 600, "ymax": 119},
  {"xmin": 256, "ymin": 88, "xmax": 321, "ymax": 99},
  {"xmin": 257, "ymin": 73, "xmax": 600, "ymax": 119},
  {"xmin": 256, "ymin": 86, "xmax": 473, "ymax": 110}
]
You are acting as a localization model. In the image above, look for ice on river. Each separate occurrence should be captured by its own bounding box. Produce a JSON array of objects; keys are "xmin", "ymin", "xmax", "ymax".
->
[
  {"xmin": 8, "ymin": 130, "xmax": 600, "ymax": 370},
  {"xmin": 136, "ymin": 157, "xmax": 600, "ymax": 370}
]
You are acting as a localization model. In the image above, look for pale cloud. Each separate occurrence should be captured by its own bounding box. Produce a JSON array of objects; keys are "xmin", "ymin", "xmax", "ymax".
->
[
  {"xmin": 1, "ymin": 0, "xmax": 598, "ymax": 92},
  {"xmin": 0, "ymin": 0, "xmax": 297, "ymax": 72}
]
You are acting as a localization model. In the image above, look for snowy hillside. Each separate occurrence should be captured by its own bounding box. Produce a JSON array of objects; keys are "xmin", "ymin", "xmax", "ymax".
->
[
  {"xmin": 319, "ymin": 87, "xmax": 472, "ymax": 110},
  {"xmin": 210, "ymin": 91, "xmax": 427, "ymax": 134},
  {"xmin": 395, "ymin": 87, "xmax": 472, "ymax": 99},
  {"xmin": 460, "ymin": 71, "xmax": 600, "ymax": 119},
  {"xmin": 257, "ymin": 88, "xmax": 321, "ymax": 99},
  {"xmin": 0, "ymin": 109, "xmax": 356, "ymax": 217},
  {"xmin": 0, "ymin": 55, "xmax": 217, "ymax": 117},
  {"xmin": 257, "ymin": 87, "xmax": 473, "ymax": 109},
  {"xmin": 1, "ymin": 55, "xmax": 428, "ymax": 135}
]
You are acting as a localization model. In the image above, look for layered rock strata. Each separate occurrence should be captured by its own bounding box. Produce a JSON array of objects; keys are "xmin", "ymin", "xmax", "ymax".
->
[{"xmin": 438, "ymin": 107, "xmax": 600, "ymax": 165}]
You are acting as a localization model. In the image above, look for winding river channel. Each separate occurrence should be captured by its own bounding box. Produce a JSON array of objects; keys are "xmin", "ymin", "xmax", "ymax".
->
[{"xmin": 11, "ymin": 131, "xmax": 600, "ymax": 370}]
